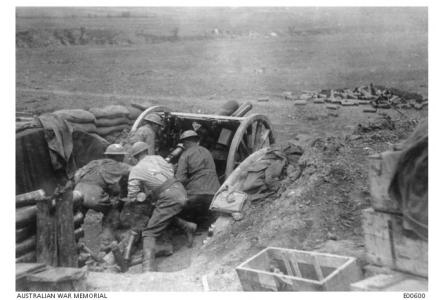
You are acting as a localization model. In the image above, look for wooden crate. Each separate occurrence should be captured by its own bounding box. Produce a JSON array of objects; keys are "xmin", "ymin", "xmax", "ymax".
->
[
  {"xmin": 350, "ymin": 272, "xmax": 428, "ymax": 291},
  {"xmin": 236, "ymin": 247, "xmax": 362, "ymax": 291},
  {"xmin": 362, "ymin": 208, "xmax": 428, "ymax": 277},
  {"xmin": 16, "ymin": 263, "xmax": 47, "ymax": 291},
  {"xmin": 26, "ymin": 267, "xmax": 88, "ymax": 291},
  {"xmin": 368, "ymin": 152, "xmax": 402, "ymax": 213}
]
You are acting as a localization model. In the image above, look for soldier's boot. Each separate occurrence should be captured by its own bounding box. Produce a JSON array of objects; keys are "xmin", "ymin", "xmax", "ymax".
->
[
  {"xmin": 174, "ymin": 217, "xmax": 197, "ymax": 248},
  {"xmin": 142, "ymin": 236, "xmax": 156, "ymax": 273}
]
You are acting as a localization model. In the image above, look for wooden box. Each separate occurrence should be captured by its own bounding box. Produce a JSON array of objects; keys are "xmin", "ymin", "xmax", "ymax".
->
[
  {"xmin": 362, "ymin": 208, "xmax": 428, "ymax": 277},
  {"xmin": 236, "ymin": 247, "xmax": 362, "ymax": 291},
  {"xmin": 26, "ymin": 267, "xmax": 88, "ymax": 291},
  {"xmin": 16, "ymin": 263, "xmax": 47, "ymax": 291},
  {"xmin": 368, "ymin": 152, "xmax": 402, "ymax": 213}
]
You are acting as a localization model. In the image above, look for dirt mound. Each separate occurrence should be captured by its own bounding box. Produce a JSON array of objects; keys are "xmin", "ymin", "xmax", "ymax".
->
[{"xmin": 192, "ymin": 120, "xmax": 418, "ymax": 278}]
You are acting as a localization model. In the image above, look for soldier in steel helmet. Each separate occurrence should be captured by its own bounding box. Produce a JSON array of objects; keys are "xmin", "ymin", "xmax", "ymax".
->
[
  {"xmin": 175, "ymin": 130, "xmax": 220, "ymax": 224},
  {"xmin": 126, "ymin": 141, "xmax": 197, "ymax": 272},
  {"xmin": 127, "ymin": 113, "xmax": 164, "ymax": 156},
  {"xmin": 73, "ymin": 144, "xmax": 132, "ymax": 250}
]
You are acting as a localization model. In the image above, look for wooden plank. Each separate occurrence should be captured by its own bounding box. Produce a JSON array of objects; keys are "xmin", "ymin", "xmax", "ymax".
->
[
  {"xmin": 26, "ymin": 267, "xmax": 88, "ymax": 292},
  {"xmin": 73, "ymin": 212, "xmax": 84, "ymax": 228},
  {"xmin": 16, "ymin": 263, "xmax": 47, "ymax": 279},
  {"xmin": 16, "ymin": 262, "xmax": 46, "ymax": 291},
  {"xmin": 16, "ymin": 226, "xmax": 36, "ymax": 243},
  {"xmin": 362, "ymin": 208, "xmax": 428, "ymax": 277},
  {"xmin": 312, "ymin": 255, "xmax": 325, "ymax": 281},
  {"xmin": 74, "ymin": 227, "xmax": 85, "ymax": 241},
  {"xmin": 278, "ymin": 252, "xmax": 294, "ymax": 276},
  {"xmin": 16, "ymin": 236, "xmax": 36, "ymax": 257},
  {"xmin": 36, "ymin": 198, "xmax": 57, "ymax": 266},
  {"xmin": 287, "ymin": 251, "xmax": 302, "ymax": 278},
  {"xmin": 368, "ymin": 152, "xmax": 402, "ymax": 213},
  {"xmin": 56, "ymin": 188, "xmax": 78, "ymax": 267},
  {"xmin": 16, "ymin": 251, "xmax": 36, "ymax": 263},
  {"xmin": 16, "ymin": 206, "xmax": 37, "ymax": 229},
  {"xmin": 16, "ymin": 189, "xmax": 46, "ymax": 207},
  {"xmin": 323, "ymin": 258, "xmax": 362, "ymax": 291},
  {"xmin": 394, "ymin": 231, "xmax": 428, "ymax": 277}
]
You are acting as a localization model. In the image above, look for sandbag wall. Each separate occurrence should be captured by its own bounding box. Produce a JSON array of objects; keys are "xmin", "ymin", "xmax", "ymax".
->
[
  {"xmin": 51, "ymin": 104, "xmax": 144, "ymax": 139},
  {"xmin": 16, "ymin": 190, "xmax": 85, "ymax": 263},
  {"xmin": 53, "ymin": 109, "xmax": 97, "ymax": 133}
]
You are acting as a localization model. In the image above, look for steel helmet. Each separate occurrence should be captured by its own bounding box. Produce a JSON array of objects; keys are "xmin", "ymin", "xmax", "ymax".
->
[
  {"xmin": 104, "ymin": 144, "xmax": 127, "ymax": 155},
  {"xmin": 180, "ymin": 130, "xmax": 199, "ymax": 140},
  {"xmin": 131, "ymin": 141, "xmax": 150, "ymax": 157},
  {"xmin": 144, "ymin": 113, "xmax": 164, "ymax": 127}
]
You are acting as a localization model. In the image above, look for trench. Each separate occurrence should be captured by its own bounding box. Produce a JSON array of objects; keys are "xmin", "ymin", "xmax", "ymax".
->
[{"xmin": 82, "ymin": 209, "xmax": 217, "ymax": 273}]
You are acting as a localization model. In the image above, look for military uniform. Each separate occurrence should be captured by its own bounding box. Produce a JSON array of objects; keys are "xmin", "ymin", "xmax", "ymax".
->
[
  {"xmin": 74, "ymin": 159, "xmax": 131, "ymax": 213},
  {"xmin": 127, "ymin": 155, "xmax": 187, "ymax": 238},
  {"xmin": 128, "ymin": 124, "xmax": 157, "ymax": 155},
  {"xmin": 175, "ymin": 145, "xmax": 220, "ymax": 220}
]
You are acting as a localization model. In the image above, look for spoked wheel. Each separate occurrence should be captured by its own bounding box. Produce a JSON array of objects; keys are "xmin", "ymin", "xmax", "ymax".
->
[
  {"xmin": 130, "ymin": 105, "xmax": 171, "ymax": 133},
  {"xmin": 225, "ymin": 114, "xmax": 275, "ymax": 177}
]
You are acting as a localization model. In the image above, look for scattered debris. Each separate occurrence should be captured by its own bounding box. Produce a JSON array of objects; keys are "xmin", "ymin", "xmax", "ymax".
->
[
  {"xmin": 363, "ymin": 108, "xmax": 377, "ymax": 113},
  {"xmin": 284, "ymin": 84, "xmax": 426, "ymax": 111},
  {"xmin": 257, "ymin": 97, "xmax": 270, "ymax": 102},
  {"xmin": 326, "ymin": 104, "xmax": 340, "ymax": 110},
  {"xmin": 294, "ymin": 100, "xmax": 307, "ymax": 106}
]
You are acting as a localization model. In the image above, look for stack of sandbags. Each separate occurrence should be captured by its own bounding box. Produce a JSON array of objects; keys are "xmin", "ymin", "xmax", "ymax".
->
[
  {"xmin": 89, "ymin": 105, "xmax": 131, "ymax": 137},
  {"xmin": 126, "ymin": 104, "xmax": 144, "ymax": 125},
  {"xmin": 53, "ymin": 109, "xmax": 97, "ymax": 133}
]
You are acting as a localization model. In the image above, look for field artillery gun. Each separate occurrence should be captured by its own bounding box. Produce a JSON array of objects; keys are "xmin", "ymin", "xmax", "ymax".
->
[{"xmin": 130, "ymin": 104, "xmax": 275, "ymax": 180}]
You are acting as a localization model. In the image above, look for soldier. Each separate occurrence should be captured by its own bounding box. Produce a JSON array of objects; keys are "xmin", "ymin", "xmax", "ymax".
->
[
  {"xmin": 127, "ymin": 142, "xmax": 196, "ymax": 272},
  {"xmin": 73, "ymin": 144, "xmax": 131, "ymax": 249},
  {"xmin": 127, "ymin": 113, "xmax": 164, "ymax": 155},
  {"xmin": 175, "ymin": 130, "xmax": 220, "ymax": 223}
]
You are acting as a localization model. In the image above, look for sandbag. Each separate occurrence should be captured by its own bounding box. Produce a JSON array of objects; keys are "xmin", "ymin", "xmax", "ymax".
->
[
  {"xmin": 70, "ymin": 122, "xmax": 97, "ymax": 133},
  {"xmin": 89, "ymin": 105, "xmax": 129, "ymax": 119},
  {"xmin": 96, "ymin": 124, "xmax": 130, "ymax": 136},
  {"xmin": 126, "ymin": 105, "xmax": 143, "ymax": 120},
  {"xmin": 53, "ymin": 109, "xmax": 96, "ymax": 124},
  {"xmin": 95, "ymin": 116, "xmax": 129, "ymax": 127}
]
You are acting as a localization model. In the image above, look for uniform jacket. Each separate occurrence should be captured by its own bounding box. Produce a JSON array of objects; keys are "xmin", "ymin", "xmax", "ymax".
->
[
  {"xmin": 128, "ymin": 124, "xmax": 156, "ymax": 155},
  {"xmin": 74, "ymin": 159, "xmax": 131, "ymax": 210},
  {"xmin": 127, "ymin": 155, "xmax": 174, "ymax": 200},
  {"xmin": 74, "ymin": 159, "xmax": 131, "ymax": 193},
  {"xmin": 175, "ymin": 145, "xmax": 220, "ymax": 195}
]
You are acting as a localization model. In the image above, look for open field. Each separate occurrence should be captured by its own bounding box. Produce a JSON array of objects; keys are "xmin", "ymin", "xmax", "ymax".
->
[
  {"xmin": 16, "ymin": 7, "xmax": 428, "ymax": 291},
  {"xmin": 16, "ymin": 9, "xmax": 427, "ymax": 141}
]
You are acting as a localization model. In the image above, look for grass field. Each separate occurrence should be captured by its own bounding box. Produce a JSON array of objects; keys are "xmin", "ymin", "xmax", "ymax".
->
[{"xmin": 16, "ymin": 8, "xmax": 427, "ymax": 142}]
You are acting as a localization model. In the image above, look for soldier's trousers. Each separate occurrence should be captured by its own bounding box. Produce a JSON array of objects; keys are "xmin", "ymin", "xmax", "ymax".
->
[{"xmin": 142, "ymin": 182, "xmax": 187, "ymax": 238}]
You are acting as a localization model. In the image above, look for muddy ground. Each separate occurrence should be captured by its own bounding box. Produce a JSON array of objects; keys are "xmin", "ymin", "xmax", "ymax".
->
[{"xmin": 16, "ymin": 8, "xmax": 427, "ymax": 291}]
